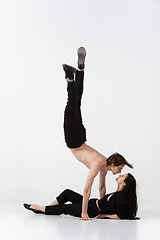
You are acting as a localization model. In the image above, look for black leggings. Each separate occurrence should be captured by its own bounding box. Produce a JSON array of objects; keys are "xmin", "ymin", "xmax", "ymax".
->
[
  {"xmin": 45, "ymin": 189, "xmax": 99, "ymax": 218},
  {"xmin": 63, "ymin": 70, "xmax": 87, "ymax": 148}
]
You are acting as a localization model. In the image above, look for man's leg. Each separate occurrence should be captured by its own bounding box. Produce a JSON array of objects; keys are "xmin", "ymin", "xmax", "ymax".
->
[
  {"xmin": 75, "ymin": 70, "xmax": 85, "ymax": 126},
  {"xmin": 63, "ymin": 69, "xmax": 86, "ymax": 148},
  {"xmin": 74, "ymin": 47, "xmax": 87, "ymax": 140},
  {"xmin": 64, "ymin": 69, "xmax": 85, "ymax": 131},
  {"xmin": 75, "ymin": 46, "xmax": 86, "ymax": 110},
  {"xmin": 63, "ymin": 79, "xmax": 80, "ymax": 147},
  {"xmin": 63, "ymin": 47, "xmax": 87, "ymax": 148}
]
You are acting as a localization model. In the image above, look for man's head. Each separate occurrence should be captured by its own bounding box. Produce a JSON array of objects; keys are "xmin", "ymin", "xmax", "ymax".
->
[{"xmin": 107, "ymin": 153, "xmax": 133, "ymax": 175}]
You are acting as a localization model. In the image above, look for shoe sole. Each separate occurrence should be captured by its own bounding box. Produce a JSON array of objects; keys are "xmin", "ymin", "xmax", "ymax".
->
[{"xmin": 77, "ymin": 47, "xmax": 86, "ymax": 65}]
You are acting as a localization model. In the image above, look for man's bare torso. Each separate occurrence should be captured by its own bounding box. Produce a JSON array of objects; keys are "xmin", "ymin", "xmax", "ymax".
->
[{"xmin": 70, "ymin": 143, "xmax": 108, "ymax": 172}]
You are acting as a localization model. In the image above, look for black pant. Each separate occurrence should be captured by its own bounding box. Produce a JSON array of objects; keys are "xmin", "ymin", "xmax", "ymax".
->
[
  {"xmin": 45, "ymin": 189, "xmax": 99, "ymax": 218},
  {"xmin": 63, "ymin": 70, "xmax": 87, "ymax": 148}
]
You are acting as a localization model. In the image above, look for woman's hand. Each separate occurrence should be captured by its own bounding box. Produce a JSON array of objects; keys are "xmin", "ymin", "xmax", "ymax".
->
[
  {"xmin": 94, "ymin": 214, "xmax": 102, "ymax": 219},
  {"xmin": 80, "ymin": 212, "xmax": 91, "ymax": 221}
]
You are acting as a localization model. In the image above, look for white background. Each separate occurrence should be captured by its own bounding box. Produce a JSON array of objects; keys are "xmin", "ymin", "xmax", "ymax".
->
[{"xmin": 0, "ymin": 0, "xmax": 160, "ymax": 208}]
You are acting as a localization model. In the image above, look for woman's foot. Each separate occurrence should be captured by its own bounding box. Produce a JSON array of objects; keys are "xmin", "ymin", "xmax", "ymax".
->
[
  {"xmin": 23, "ymin": 203, "xmax": 45, "ymax": 214},
  {"xmin": 62, "ymin": 64, "xmax": 76, "ymax": 81},
  {"xmin": 77, "ymin": 47, "xmax": 86, "ymax": 70}
]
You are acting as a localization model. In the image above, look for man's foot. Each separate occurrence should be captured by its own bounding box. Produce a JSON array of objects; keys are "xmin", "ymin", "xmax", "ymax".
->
[
  {"xmin": 23, "ymin": 203, "xmax": 44, "ymax": 214},
  {"xmin": 77, "ymin": 47, "xmax": 86, "ymax": 70},
  {"xmin": 62, "ymin": 64, "xmax": 76, "ymax": 81}
]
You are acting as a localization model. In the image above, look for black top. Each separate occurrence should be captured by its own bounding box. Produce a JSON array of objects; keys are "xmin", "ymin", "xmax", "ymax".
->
[{"xmin": 98, "ymin": 191, "xmax": 128, "ymax": 219}]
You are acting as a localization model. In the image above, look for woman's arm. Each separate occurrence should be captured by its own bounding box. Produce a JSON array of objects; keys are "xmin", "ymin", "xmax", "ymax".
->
[
  {"xmin": 105, "ymin": 214, "xmax": 120, "ymax": 219},
  {"xmin": 95, "ymin": 214, "xmax": 120, "ymax": 220}
]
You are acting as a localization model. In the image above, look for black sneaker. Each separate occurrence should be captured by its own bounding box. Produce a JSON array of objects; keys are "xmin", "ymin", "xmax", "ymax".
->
[
  {"xmin": 62, "ymin": 64, "xmax": 76, "ymax": 80},
  {"xmin": 77, "ymin": 47, "xmax": 86, "ymax": 69}
]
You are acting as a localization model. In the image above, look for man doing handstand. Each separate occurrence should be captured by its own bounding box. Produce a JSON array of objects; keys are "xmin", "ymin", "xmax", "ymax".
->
[{"xmin": 62, "ymin": 47, "xmax": 133, "ymax": 221}]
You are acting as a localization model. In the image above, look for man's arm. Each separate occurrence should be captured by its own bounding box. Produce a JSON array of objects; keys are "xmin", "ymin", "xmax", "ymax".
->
[
  {"xmin": 80, "ymin": 165, "xmax": 100, "ymax": 221},
  {"xmin": 99, "ymin": 170, "xmax": 107, "ymax": 198}
]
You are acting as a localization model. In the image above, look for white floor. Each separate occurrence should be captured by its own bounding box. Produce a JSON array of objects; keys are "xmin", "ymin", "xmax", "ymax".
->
[{"xmin": 1, "ymin": 202, "xmax": 160, "ymax": 240}]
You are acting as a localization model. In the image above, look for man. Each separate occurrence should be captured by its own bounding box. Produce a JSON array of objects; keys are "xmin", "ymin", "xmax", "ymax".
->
[{"xmin": 62, "ymin": 47, "xmax": 133, "ymax": 221}]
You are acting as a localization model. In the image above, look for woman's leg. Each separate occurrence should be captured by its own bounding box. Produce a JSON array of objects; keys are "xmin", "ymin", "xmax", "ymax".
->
[
  {"xmin": 47, "ymin": 199, "xmax": 59, "ymax": 206},
  {"xmin": 56, "ymin": 189, "xmax": 83, "ymax": 204},
  {"xmin": 46, "ymin": 188, "xmax": 83, "ymax": 206},
  {"xmin": 29, "ymin": 205, "xmax": 45, "ymax": 212},
  {"xmin": 45, "ymin": 199, "xmax": 100, "ymax": 218},
  {"xmin": 46, "ymin": 189, "xmax": 82, "ymax": 217},
  {"xmin": 29, "ymin": 189, "xmax": 82, "ymax": 213},
  {"xmin": 45, "ymin": 203, "xmax": 82, "ymax": 217}
]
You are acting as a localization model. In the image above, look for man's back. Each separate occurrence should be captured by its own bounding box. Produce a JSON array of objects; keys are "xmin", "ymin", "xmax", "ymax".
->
[{"xmin": 70, "ymin": 143, "xmax": 107, "ymax": 170}]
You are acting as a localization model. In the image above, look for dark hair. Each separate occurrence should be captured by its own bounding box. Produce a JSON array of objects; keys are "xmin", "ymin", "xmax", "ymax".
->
[
  {"xmin": 107, "ymin": 153, "xmax": 133, "ymax": 169},
  {"xmin": 123, "ymin": 173, "xmax": 139, "ymax": 220}
]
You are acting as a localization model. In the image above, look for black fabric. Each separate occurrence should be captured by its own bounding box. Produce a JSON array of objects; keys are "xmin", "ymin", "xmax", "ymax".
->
[
  {"xmin": 63, "ymin": 70, "xmax": 87, "ymax": 148},
  {"xmin": 45, "ymin": 189, "xmax": 99, "ymax": 218},
  {"xmin": 56, "ymin": 189, "xmax": 83, "ymax": 204},
  {"xmin": 98, "ymin": 191, "xmax": 127, "ymax": 219},
  {"xmin": 45, "ymin": 189, "xmax": 128, "ymax": 219}
]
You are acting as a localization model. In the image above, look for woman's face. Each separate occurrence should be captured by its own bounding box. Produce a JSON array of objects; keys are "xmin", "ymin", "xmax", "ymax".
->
[{"xmin": 116, "ymin": 174, "xmax": 128, "ymax": 184}]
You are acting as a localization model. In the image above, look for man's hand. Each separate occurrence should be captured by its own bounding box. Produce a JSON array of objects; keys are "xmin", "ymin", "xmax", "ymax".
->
[{"xmin": 80, "ymin": 212, "xmax": 91, "ymax": 221}]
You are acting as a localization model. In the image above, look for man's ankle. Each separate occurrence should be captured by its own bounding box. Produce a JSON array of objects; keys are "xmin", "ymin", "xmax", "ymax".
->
[{"xmin": 67, "ymin": 78, "xmax": 74, "ymax": 82}]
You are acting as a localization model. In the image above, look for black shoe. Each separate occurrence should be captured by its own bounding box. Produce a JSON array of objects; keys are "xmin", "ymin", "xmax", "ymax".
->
[
  {"xmin": 62, "ymin": 64, "xmax": 76, "ymax": 80},
  {"xmin": 23, "ymin": 203, "xmax": 44, "ymax": 214},
  {"xmin": 77, "ymin": 47, "xmax": 86, "ymax": 69}
]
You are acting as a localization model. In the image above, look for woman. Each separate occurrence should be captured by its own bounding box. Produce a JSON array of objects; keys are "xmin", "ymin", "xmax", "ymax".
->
[{"xmin": 23, "ymin": 173, "xmax": 138, "ymax": 220}]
